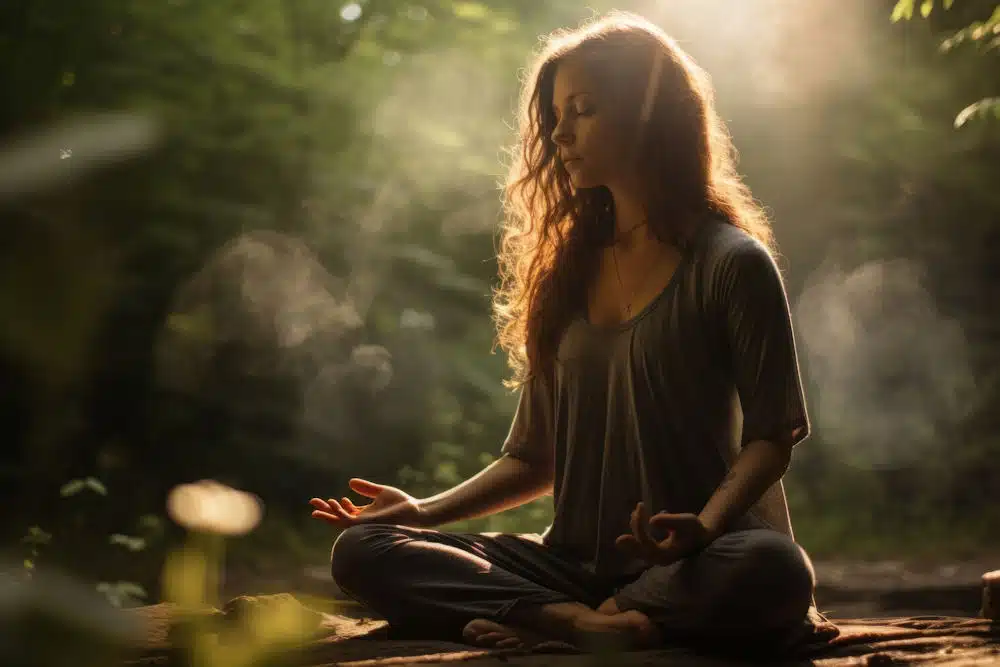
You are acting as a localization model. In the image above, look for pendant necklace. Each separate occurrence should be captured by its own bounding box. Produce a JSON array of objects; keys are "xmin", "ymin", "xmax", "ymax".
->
[{"xmin": 610, "ymin": 220, "xmax": 648, "ymax": 321}]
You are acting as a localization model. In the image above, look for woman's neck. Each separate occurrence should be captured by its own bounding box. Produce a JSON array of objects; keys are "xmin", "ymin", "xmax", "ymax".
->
[{"xmin": 608, "ymin": 185, "xmax": 653, "ymax": 252}]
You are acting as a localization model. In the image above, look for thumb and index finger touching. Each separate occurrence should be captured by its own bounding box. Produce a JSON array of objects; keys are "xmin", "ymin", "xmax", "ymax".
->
[{"xmin": 648, "ymin": 512, "xmax": 689, "ymax": 530}]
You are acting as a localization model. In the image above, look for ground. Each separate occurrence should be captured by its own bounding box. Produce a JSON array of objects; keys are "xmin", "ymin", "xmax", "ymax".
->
[
  {"xmin": 111, "ymin": 558, "xmax": 1000, "ymax": 666},
  {"xmin": 125, "ymin": 599, "xmax": 999, "ymax": 666}
]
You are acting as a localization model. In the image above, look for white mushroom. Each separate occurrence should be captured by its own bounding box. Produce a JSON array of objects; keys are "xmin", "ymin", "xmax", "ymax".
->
[{"xmin": 167, "ymin": 480, "xmax": 262, "ymax": 535}]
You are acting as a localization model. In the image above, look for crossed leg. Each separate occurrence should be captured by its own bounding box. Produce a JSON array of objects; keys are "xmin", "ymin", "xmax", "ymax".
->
[
  {"xmin": 331, "ymin": 524, "xmax": 815, "ymax": 654},
  {"xmin": 461, "ymin": 529, "xmax": 816, "ymax": 652},
  {"xmin": 330, "ymin": 525, "xmax": 656, "ymax": 651}
]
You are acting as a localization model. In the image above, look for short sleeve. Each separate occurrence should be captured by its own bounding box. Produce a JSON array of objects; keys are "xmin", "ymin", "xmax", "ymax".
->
[
  {"xmin": 714, "ymin": 240, "xmax": 810, "ymax": 448},
  {"xmin": 500, "ymin": 374, "xmax": 555, "ymax": 469}
]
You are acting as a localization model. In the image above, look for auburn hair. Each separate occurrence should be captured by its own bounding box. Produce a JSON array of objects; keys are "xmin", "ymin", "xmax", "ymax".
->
[{"xmin": 493, "ymin": 11, "xmax": 775, "ymax": 386}]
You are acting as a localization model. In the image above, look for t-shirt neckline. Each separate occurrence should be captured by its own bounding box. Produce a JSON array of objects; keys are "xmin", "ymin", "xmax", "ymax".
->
[{"xmin": 582, "ymin": 219, "xmax": 714, "ymax": 332}]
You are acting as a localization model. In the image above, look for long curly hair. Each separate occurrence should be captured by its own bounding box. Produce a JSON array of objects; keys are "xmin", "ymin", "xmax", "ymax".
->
[{"xmin": 493, "ymin": 11, "xmax": 776, "ymax": 386}]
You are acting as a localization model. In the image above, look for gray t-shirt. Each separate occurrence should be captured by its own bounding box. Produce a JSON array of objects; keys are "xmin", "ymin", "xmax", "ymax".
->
[{"xmin": 501, "ymin": 218, "xmax": 810, "ymax": 577}]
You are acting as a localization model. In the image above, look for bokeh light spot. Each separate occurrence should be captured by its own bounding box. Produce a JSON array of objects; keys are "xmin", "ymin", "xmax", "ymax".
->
[{"xmin": 340, "ymin": 3, "xmax": 362, "ymax": 22}]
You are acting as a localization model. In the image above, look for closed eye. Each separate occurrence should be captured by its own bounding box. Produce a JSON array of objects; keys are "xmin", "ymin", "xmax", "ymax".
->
[{"xmin": 552, "ymin": 92, "xmax": 594, "ymax": 120}]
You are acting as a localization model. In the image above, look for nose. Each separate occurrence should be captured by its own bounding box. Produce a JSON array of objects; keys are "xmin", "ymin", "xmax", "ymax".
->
[{"xmin": 550, "ymin": 117, "xmax": 573, "ymax": 147}]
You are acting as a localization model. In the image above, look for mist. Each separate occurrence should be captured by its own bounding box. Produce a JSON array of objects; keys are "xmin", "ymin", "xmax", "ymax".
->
[{"xmin": 795, "ymin": 258, "xmax": 979, "ymax": 470}]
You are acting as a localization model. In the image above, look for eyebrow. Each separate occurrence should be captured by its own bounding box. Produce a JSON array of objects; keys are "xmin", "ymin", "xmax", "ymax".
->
[{"xmin": 555, "ymin": 92, "xmax": 591, "ymax": 104}]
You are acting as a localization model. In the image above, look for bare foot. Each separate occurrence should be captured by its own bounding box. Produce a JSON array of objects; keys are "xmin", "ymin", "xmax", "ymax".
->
[
  {"xmin": 461, "ymin": 619, "xmax": 577, "ymax": 652},
  {"xmin": 463, "ymin": 610, "xmax": 660, "ymax": 653},
  {"xmin": 572, "ymin": 609, "xmax": 662, "ymax": 651}
]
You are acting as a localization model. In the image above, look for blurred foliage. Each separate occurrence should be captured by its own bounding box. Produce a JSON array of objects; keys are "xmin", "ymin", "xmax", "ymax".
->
[
  {"xmin": 892, "ymin": 0, "xmax": 1000, "ymax": 125},
  {"xmin": 2, "ymin": 523, "xmax": 318, "ymax": 667},
  {"xmin": 0, "ymin": 0, "xmax": 998, "ymax": 605},
  {"xmin": 16, "ymin": 477, "xmax": 161, "ymax": 608}
]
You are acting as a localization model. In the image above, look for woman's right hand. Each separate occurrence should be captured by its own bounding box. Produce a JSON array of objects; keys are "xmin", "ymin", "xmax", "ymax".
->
[{"xmin": 309, "ymin": 478, "xmax": 427, "ymax": 529}]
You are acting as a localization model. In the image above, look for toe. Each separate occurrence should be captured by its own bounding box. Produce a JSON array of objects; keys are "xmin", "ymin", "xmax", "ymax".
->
[
  {"xmin": 463, "ymin": 618, "xmax": 496, "ymax": 635},
  {"xmin": 479, "ymin": 631, "xmax": 510, "ymax": 645},
  {"xmin": 496, "ymin": 636, "xmax": 524, "ymax": 649},
  {"xmin": 463, "ymin": 618, "xmax": 513, "ymax": 647}
]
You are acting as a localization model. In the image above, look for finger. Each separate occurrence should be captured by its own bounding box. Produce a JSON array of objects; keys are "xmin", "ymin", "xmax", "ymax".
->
[
  {"xmin": 629, "ymin": 504, "xmax": 642, "ymax": 538},
  {"xmin": 341, "ymin": 497, "xmax": 362, "ymax": 515},
  {"xmin": 615, "ymin": 533, "xmax": 640, "ymax": 553},
  {"xmin": 633, "ymin": 504, "xmax": 665, "ymax": 563},
  {"xmin": 648, "ymin": 512, "xmax": 687, "ymax": 530},
  {"xmin": 309, "ymin": 498, "xmax": 331, "ymax": 511},
  {"xmin": 324, "ymin": 499, "xmax": 354, "ymax": 521},
  {"xmin": 349, "ymin": 478, "xmax": 384, "ymax": 499},
  {"xmin": 631, "ymin": 503, "xmax": 656, "ymax": 548}
]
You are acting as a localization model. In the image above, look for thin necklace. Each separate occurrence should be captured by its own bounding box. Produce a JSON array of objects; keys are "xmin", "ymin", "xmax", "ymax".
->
[
  {"xmin": 613, "ymin": 243, "xmax": 661, "ymax": 321},
  {"xmin": 611, "ymin": 245, "xmax": 634, "ymax": 320},
  {"xmin": 610, "ymin": 219, "xmax": 649, "ymax": 320},
  {"xmin": 612, "ymin": 220, "xmax": 647, "ymax": 245}
]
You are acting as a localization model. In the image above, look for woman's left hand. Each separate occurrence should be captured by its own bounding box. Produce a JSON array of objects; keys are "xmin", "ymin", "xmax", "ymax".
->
[{"xmin": 614, "ymin": 503, "xmax": 715, "ymax": 566}]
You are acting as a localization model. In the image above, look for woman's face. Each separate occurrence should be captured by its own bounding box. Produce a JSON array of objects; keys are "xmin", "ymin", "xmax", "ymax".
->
[{"xmin": 549, "ymin": 55, "xmax": 632, "ymax": 190}]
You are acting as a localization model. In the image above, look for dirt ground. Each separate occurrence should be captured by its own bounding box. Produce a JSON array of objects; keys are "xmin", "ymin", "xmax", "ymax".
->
[
  {"xmin": 125, "ymin": 558, "xmax": 991, "ymax": 666},
  {"xmin": 125, "ymin": 597, "xmax": 1000, "ymax": 667}
]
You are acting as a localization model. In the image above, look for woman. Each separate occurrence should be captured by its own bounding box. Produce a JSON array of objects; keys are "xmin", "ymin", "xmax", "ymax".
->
[{"xmin": 310, "ymin": 11, "xmax": 836, "ymax": 655}]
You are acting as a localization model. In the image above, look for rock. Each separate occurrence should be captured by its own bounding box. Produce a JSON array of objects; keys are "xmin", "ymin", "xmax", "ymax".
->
[{"xmin": 222, "ymin": 593, "xmax": 325, "ymax": 635}]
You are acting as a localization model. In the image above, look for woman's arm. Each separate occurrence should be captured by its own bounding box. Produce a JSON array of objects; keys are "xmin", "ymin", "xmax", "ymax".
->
[
  {"xmin": 706, "ymin": 237, "xmax": 810, "ymax": 536},
  {"xmin": 697, "ymin": 438, "xmax": 792, "ymax": 540},
  {"xmin": 417, "ymin": 454, "xmax": 553, "ymax": 527},
  {"xmin": 617, "ymin": 438, "xmax": 796, "ymax": 564}
]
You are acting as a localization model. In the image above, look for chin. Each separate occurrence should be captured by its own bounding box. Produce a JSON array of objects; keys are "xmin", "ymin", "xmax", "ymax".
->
[{"xmin": 569, "ymin": 173, "xmax": 600, "ymax": 189}]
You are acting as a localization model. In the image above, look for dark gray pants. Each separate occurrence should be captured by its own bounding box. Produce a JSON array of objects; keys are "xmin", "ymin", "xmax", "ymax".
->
[{"xmin": 330, "ymin": 524, "xmax": 819, "ymax": 652}]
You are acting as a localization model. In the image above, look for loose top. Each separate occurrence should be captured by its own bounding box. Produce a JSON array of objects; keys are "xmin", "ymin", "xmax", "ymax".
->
[{"xmin": 501, "ymin": 218, "xmax": 810, "ymax": 577}]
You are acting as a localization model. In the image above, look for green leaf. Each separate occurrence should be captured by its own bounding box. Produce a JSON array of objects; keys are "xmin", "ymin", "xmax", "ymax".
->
[
  {"xmin": 920, "ymin": 0, "xmax": 934, "ymax": 18},
  {"xmin": 941, "ymin": 6, "xmax": 1000, "ymax": 51},
  {"xmin": 109, "ymin": 533, "xmax": 147, "ymax": 552},
  {"xmin": 21, "ymin": 525, "xmax": 52, "ymax": 545},
  {"xmin": 955, "ymin": 97, "xmax": 1000, "ymax": 127},
  {"xmin": 943, "ymin": 0, "xmax": 954, "ymax": 9},
  {"xmin": 59, "ymin": 479, "xmax": 85, "ymax": 497},
  {"xmin": 61, "ymin": 477, "xmax": 107, "ymax": 496},
  {"xmin": 891, "ymin": 0, "xmax": 916, "ymax": 22},
  {"xmin": 84, "ymin": 477, "xmax": 108, "ymax": 495}
]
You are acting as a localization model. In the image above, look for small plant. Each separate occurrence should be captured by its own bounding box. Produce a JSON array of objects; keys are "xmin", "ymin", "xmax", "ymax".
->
[
  {"xmin": 25, "ymin": 476, "xmax": 161, "ymax": 607},
  {"xmin": 20, "ymin": 525, "xmax": 52, "ymax": 578},
  {"xmin": 99, "ymin": 517, "xmax": 164, "ymax": 607}
]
